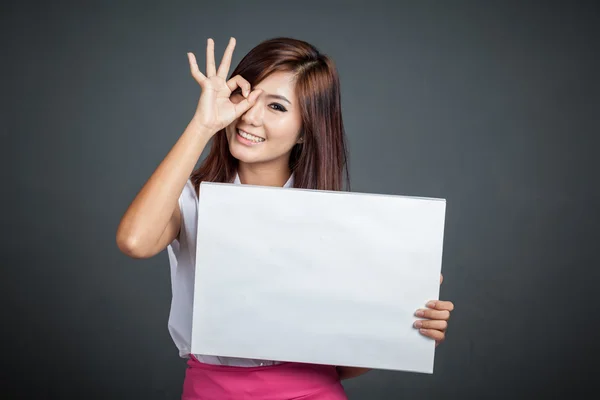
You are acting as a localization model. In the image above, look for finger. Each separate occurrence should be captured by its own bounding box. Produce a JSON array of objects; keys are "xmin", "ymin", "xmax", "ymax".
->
[
  {"xmin": 187, "ymin": 53, "xmax": 206, "ymax": 84},
  {"xmin": 413, "ymin": 319, "xmax": 448, "ymax": 331},
  {"xmin": 440, "ymin": 273, "xmax": 444, "ymax": 285},
  {"xmin": 233, "ymin": 89, "xmax": 262, "ymax": 118},
  {"xmin": 426, "ymin": 300, "xmax": 455, "ymax": 311},
  {"xmin": 419, "ymin": 328, "xmax": 445, "ymax": 342},
  {"xmin": 217, "ymin": 37, "xmax": 236, "ymax": 78},
  {"xmin": 415, "ymin": 308, "xmax": 450, "ymax": 320},
  {"xmin": 226, "ymin": 75, "xmax": 252, "ymax": 97},
  {"xmin": 206, "ymin": 38, "xmax": 217, "ymax": 76}
]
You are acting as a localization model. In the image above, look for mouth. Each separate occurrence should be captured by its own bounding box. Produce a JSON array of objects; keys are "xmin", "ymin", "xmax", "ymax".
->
[{"xmin": 236, "ymin": 129, "xmax": 265, "ymax": 145}]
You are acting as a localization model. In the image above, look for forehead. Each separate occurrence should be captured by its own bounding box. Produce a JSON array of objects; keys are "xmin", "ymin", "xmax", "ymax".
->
[{"xmin": 255, "ymin": 70, "xmax": 297, "ymax": 97}]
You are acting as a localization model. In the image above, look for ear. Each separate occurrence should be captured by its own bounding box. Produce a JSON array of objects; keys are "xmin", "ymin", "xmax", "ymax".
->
[{"xmin": 296, "ymin": 136, "xmax": 304, "ymax": 144}]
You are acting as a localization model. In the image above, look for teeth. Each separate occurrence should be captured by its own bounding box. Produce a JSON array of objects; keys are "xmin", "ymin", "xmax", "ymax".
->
[{"xmin": 238, "ymin": 129, "xmax": 265, "ymax": 143}]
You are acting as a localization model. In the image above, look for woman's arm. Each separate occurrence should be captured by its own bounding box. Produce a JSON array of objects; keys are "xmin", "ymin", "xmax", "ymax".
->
[
  {"xmin": 336, "ymin": 367, "xmax": 371, "ymax": 380},
  {"xmin": 116, "ymin": 38, "xmax": 261, "ymax": 260},
  {"xmin": 116, "ymin": 119, "xmax": 212, "ymax": 259}
]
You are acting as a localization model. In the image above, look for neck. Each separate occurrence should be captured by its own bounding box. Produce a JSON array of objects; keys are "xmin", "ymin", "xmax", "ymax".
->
[{"xmin": 237, "ymin": 161, "xmax": 291, "ymax": 187}]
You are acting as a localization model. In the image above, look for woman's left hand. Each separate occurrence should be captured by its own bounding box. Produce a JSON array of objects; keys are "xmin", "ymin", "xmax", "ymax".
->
[{"xmin": 414, "ymin": 273, "xmax": 454, "ymax": 347}]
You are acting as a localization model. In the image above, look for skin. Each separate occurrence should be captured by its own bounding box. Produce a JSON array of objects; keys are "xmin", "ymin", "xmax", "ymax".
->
[
  {"xmin": 116, "ymin": 36, "xmax": 455, "ymax": 381},
  {"xmin": 225, "ymin": 70, "xmax": 303, "ymax": 187}
]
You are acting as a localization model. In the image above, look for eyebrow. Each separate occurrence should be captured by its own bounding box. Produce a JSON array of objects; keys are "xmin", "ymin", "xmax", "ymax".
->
[{"xmin": 263, "ymin": 92, "xmax": 292, "ymax": 105}]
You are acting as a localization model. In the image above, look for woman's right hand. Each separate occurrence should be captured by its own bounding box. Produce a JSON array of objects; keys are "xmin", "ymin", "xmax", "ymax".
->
[{"xmin": 187, "ymin": 37, "xmax": 262, "ymax": 134}]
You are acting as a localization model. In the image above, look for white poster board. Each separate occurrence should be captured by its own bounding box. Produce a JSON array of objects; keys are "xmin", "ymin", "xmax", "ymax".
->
[{"xmin": 191, "ymin": 182, "xmax": 446, "ymax": 374}]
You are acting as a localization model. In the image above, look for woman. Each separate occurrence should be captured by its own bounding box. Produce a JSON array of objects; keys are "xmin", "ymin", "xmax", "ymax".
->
[{"xmin": 117, "ymin": 36, "xmax": 454, "ymax": 399}]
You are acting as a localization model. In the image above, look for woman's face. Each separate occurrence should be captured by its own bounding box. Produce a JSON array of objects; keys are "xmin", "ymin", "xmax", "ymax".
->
[{"xmin": 225, "ymin": 71, "xmax": 303, "ymax": 167}]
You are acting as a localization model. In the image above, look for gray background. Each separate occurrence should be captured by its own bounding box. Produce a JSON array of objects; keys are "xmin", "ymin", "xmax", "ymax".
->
[{"xmin": 2, "ymin": 0, "xmax": 599, "ymax": 399}]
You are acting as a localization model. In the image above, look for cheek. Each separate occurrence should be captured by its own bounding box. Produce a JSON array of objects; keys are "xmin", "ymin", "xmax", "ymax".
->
[{"xmin": 267, "ymin": 117, "xmax": 301, "ymax": 142}]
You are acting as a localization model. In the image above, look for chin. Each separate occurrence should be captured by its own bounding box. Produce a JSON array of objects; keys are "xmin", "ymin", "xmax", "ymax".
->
[
  {"xmin": 225, "ymin": 127, "xmax": 264, "ymax": 163},
  {"xmin": 227, "ymin": 138, "xmax": 263, "ymax": 164}
]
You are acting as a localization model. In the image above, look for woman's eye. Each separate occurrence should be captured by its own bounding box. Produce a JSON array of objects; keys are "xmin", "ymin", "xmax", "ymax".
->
[{"xmin": 270, "ymin": 103, "xmax": 287, "ymax": 112}]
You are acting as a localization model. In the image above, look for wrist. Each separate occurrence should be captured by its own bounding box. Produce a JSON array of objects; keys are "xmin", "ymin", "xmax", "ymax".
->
[{"xmin": 188, "ymin": 117, "xmax": 218, "ymax": 142}]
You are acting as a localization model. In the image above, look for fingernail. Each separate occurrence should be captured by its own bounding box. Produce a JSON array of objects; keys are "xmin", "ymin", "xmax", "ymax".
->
[
  {"xmin": 426, "ymin": 301, "xmax": 436, "ymax": 308},
  {"xmin": 420, "ymin": 328, "xmax": 427, "ymax": 333},
  {"xmin": 414, "ymin": 321, "xmax": 422, "ymax": 328},
  {"xmin": 415, "ymin": 310, "xmax": 424, "ymax": 317}
]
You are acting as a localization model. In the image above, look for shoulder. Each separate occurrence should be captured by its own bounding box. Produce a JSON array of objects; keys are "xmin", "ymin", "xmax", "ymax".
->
[
  {"xmin": 176, "ymin": 179, "xmax": 198, "ymax": 221},
  {"xmin": 172, "ymin": 179, "xmax": 198, "ymax": 245},
  {"xmin": 180, "ymin": 178, "xmax": 198, "ymax": 202}
]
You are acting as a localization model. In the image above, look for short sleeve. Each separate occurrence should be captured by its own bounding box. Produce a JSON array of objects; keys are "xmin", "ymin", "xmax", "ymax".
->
[{"xmin": 167, "ymin": 179, "xmax": 198, "ymax": 267}]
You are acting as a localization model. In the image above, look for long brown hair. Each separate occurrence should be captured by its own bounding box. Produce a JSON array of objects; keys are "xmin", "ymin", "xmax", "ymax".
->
[{"xmin": 190, "ymin": 37, "xmax": 350, "ymax": 193}]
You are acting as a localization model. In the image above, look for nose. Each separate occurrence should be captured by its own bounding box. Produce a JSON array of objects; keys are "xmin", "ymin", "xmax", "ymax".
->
[{"xmin": 241, "ymin": 97, "xmax": 264, "ymax": 126}]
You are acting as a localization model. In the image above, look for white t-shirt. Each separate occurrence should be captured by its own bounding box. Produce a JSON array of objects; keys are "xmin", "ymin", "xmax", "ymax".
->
[{"xmin": 166, "ymin": 173, "xmax": 295, "ymax": 367}]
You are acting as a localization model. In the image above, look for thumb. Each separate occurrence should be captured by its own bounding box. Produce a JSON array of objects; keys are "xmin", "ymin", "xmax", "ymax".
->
[{"xmin": 234, "ymin": 89, "xmax": 262, "ymax": 118}]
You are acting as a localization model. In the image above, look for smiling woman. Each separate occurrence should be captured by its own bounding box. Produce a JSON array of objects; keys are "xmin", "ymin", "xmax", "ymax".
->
[
  {"xmin": 191, "ymin": 37, "xmax": 350, "ymax": 191},
  {"xmin": 225, "ymin": 71, "xmax": 304, "ymax": 170},
  {"xmin": 115, "ymin": 36, "xmax": 454, "ymax": 399}
]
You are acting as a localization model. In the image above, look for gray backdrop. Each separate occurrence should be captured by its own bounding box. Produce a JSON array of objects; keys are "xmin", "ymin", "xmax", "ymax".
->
[{"xmin": 2, "ymin": 0, "xmax": 599, "ymax": 399}]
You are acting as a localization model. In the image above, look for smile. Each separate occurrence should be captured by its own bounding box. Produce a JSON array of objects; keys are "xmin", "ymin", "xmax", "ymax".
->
[{"xmin": 237, "ymin": 129, "xmax": 265, "ymax": 144}]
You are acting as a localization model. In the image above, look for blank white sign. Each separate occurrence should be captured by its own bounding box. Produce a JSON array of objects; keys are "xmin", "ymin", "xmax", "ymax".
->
[{"xmin": 191, "ymin": 182, "xmax": 446, "ymax": 374}]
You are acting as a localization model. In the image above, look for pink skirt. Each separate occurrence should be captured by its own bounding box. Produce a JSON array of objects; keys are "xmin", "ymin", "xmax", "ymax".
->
[{"xmin": 182, "ymin": 355, "xmax": 348, "ymax": 400}]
